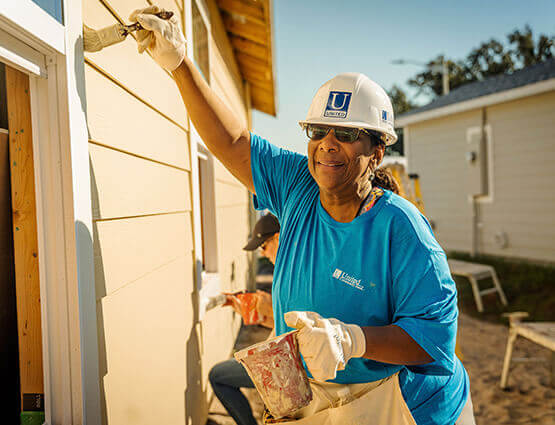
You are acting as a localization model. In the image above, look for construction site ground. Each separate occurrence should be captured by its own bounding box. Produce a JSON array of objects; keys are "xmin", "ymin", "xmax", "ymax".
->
[{"xmin": 206, "ymin": 312, "xmax": 554, "ymax": 425}]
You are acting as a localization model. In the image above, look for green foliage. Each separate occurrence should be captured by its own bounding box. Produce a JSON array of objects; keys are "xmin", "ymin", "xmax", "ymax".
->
[
  {"xmin": 448, "ymin": 251, "xmax": 555, "ymax": 324},
  {"xmin": 387, "ymin": 85, "xmax": 418, "ymax": 116},
  {"xmin": 408, "ymin": 26, "xmax": 554, "ymax": 98}
]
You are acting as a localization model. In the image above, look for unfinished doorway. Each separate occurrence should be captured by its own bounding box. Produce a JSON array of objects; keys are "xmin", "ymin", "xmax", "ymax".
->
[
  {"xmin": 0, "ymin": 61, "xmax": 44, "ymax": 423},
  {"xmin": 0, "ymin": 61, "xmax": 20, "ymax": 423}
]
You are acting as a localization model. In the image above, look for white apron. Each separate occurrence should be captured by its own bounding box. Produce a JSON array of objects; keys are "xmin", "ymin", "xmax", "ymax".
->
[{"xmin": 263, "ymin": 372, "xmax": 417, "ymax": 425}]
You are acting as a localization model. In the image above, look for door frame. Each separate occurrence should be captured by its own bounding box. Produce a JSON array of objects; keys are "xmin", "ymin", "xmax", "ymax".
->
[{"xmin": 1, "ymin": 1, "xmax": 100, "ymax": 424}]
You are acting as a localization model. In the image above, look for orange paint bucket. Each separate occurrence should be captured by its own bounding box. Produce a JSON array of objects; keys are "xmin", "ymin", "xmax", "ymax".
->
[
  {"xmin": 234, "ymin": 330, "xmax": 313, "ymax": 418},
  {"xmin": 235, "ymin": 292, "xmax": 263, "ymax": 325}
]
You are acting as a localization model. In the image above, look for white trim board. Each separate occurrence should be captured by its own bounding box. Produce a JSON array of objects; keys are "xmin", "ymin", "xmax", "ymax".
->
[
  {"xmin": 397, "ymin": 79, "xmax": 555, "ymax": 127},
  {"xmin": 0, "ymin": 0, "xmax": 65, "ymax": 54},
  {"xmin": 0, "ymin": 28, "xmax": 47, "ymax": 77}
]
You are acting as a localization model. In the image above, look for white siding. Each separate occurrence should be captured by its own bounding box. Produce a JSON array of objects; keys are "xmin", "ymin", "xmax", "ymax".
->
[
  {"xmin": 408, "ymin": 110, "xmax": 482, "ymax": 252},
  {"xmin": 407, "ymin": 90, "xmax": 555, "ymax": 263},
  {"xmin": 480, "ymin": 91, "xmax": 555, "ymax": 262}
]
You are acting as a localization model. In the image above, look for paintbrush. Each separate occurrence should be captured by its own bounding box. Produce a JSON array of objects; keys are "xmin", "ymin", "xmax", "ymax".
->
[{"xmin": 83, "ymin": 11, "xmax": 173, "ymax": 52}]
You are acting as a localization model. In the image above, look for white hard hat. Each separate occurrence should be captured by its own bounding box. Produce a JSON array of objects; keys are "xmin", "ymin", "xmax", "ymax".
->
[{"xmin": 299, "ymin": 72, "xmax": 398, "ymax": 145}]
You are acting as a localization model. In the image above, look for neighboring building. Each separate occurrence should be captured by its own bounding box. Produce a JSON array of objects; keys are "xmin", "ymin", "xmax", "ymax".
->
[
  {"xmin": 0, "ymin": 0, "xmax": 275, "ymax": 424},
  {"xmin": 397, "ymin": 59, "xmax": 555, "ymax": 264}
]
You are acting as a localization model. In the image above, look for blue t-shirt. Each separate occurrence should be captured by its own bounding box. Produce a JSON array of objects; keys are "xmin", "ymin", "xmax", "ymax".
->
[{"xmin": 250, "ymin": 133, "xmax": 469, "ymax": 425}]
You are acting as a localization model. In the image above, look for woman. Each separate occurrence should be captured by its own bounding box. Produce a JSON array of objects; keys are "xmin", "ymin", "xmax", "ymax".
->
[{"xmin": 130, "ymin": 7, "xmax": 474, "ymax": 424}]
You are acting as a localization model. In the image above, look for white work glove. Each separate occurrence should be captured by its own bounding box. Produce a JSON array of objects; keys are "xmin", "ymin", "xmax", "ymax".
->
[
  {"xmin": 129, "ymin": 5, "xmax": 186, "ymax": 72},
  {"xmin": 284, "ymin": 311, "xmax": 366, "ymax": 382}
]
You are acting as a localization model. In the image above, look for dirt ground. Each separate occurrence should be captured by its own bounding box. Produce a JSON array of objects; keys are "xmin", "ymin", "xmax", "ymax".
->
[{"xmin": 206, "ymin": 313, "xmax": 554, "ymax": 425}]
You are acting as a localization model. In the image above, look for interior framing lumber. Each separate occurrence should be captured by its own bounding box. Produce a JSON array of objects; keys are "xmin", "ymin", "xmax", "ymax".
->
[{"xmin": 5, "ymin": 65, "xmax": 44, "ymax": 411}]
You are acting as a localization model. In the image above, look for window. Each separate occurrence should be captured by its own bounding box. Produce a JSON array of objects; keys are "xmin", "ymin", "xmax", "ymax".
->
[
  {"xmin": 192, "ymin": 0, "xmax": 209, "ymax": 82},
  {"xmin": 197, "ymin": 145, "xmax": 218, "ymax": 273},
  {"xmin": 31, "ymin": 0, "xmax": 63, "ymax": 24}
]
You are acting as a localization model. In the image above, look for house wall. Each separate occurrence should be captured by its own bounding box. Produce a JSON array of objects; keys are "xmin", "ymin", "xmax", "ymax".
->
[
  {"xmin": 407, "ymin": 109, "xmax": 482, "ymax": 252},
  {"xmin": 83, "ymin": 0, "xmax": 251, "ymax": 423},
  {"xmin": 406, "ymin": 90, "xmax": 555, "ymax": 263},
  {"xmin": 479, "ymin": 90, "xmax": 555, "ymax": 262}
]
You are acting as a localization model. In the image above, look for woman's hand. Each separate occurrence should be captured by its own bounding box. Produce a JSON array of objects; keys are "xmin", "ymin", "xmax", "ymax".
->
[
  {"xmin": 129, "ymin": 5, "xmax": 186, "ymax": 71},
  {"xmin": 284, "ymin": 311, "xmax": 366, "ymax": 382}
]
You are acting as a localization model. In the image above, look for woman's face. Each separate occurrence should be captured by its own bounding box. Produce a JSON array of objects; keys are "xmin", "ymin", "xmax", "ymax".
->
[{"xmin": 307, "ymin": 127, "xmax": 384, "ymax": 195}]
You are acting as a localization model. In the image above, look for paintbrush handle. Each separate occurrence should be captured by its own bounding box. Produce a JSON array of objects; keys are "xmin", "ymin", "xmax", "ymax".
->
[{"xmin": 125, "ymin": 11, "xmax": 174, "ymax": 33}]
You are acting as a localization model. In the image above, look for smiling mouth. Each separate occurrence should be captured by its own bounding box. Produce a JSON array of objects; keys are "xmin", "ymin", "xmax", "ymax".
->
[{"xmin": 317, "ymin": 160, "xmax": 344, "ymax": 168}]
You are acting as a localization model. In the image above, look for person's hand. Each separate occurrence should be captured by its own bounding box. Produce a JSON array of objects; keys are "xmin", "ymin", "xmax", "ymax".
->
[
  {"xmin": 223, "ymin": 292, "xmax": 243, "ymax": 315},
  {"xmin": 129, "ymin": 5, "xmax": 186, "ymax": 72},
  {"xmin": 284, "ymin": 311, "xmax": 366, "ymax": 382}
]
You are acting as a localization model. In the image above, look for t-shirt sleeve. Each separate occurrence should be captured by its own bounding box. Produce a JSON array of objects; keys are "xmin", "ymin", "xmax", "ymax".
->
[
  {"xmin": 390, "ymin": 223, "xmax": 459, "ymax": 376},
  {"xmin": 250, "ymin": 132, "xmax": 307, "ymax": 218}
]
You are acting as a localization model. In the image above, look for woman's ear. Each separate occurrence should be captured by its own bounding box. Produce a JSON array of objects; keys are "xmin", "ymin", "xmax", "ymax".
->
[{"xmin": 371, "ymin": 144, "xmax": 386, "ymax": 169}]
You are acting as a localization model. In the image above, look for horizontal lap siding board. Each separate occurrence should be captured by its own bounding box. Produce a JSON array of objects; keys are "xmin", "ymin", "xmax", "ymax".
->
[
  {"xmin": 90, "ymin": 143, "xmax": 191, "ymax": 220},
  {"xmin": 215, "ymin": 177, "xmax": 249, "ymax": 208},
  {"xmin": 85, "ymin": 65, "xmax": 190, "ymax": 170},
  {"xmin": 480, "ymin": 91, "xmax": 555, "ymax": 262},
  {"xmin": 98, "ymin": 256, "xmax": 192, "ymax": 425},
  {"xmin": 82, "ymin": 0, "xmax": 188, "ymax": 129},
  {"xmin": 216, "ymin": 204, "xmax": 249, "ymax": 284},
  {"xmin": 408, "ymin": 110, "xmax": 481, "ymax": 252},
  {"xmin": 210, "ymin": 39, "xmax": 248, "ymax": 127},
  {"xmin": 94, "ymin": 212, "xmax": 194, "ymax": 297}
]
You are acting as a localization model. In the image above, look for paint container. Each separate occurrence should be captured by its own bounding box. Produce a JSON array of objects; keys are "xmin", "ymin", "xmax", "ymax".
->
[
  {"xmin": 234, "ymin": 330, "xmax": 313, "ymax": 418},
  {"xmin": 235, "ymin": 292, "xmax": 263, "ymax": 325}
]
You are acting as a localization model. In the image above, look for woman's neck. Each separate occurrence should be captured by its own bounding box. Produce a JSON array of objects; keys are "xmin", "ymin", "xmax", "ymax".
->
[{"xmin": 320, "ymin": 183, "xmax": 373, "ymax": 223}]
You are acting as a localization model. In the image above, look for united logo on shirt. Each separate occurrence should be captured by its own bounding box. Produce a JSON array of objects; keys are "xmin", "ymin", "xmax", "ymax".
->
[{"xmin": 332, "ymin": 268, "xmax": 365, "ymax": 291}]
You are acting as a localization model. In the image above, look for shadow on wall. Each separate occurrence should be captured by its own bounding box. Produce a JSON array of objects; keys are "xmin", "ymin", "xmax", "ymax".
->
[
  {"xmin": 185, "ymin": 269, "xmax": 206, "ymax": 425},
  {"xmin": 88, "ymin": 159, "xmax": 109, "ymax": 425}
]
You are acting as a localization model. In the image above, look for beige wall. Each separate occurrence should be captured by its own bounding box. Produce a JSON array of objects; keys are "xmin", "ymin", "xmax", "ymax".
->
[
  {"xmin": 407, "ymin": 90, "xmax": 555, "ymax": 263},
  {"xmin": 408, "ymin": 109, "xmax": 481, "ymax": 252},
  {"xmin": 83, "ymin": 0, "xmax": 251, "ymax": 423}
]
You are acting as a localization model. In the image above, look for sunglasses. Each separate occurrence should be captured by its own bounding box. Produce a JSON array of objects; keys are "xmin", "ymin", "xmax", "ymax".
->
[{"xmin": 304, "ymin": 124, "xmax": 376, "ymax": 144}]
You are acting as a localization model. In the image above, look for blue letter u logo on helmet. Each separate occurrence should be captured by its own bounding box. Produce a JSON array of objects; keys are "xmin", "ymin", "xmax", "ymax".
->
[{"xmin": 324, "ymin": 91, "xmax": 352, "ymax": 118}]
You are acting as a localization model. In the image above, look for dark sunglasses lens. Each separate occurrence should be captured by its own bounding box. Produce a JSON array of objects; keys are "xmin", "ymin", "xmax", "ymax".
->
[
  {"xmin": 334, "ymin": 128, "xmax": 359, "ymax": 143},
  {"xmin": 307, "ymin": 125, "xmax": 329, "ymax": 140}
]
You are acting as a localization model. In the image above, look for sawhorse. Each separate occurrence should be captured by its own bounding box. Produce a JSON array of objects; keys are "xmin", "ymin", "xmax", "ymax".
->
[{"xmin": 447, "ymin": 259, "xmax": 508, "ymax": 312}]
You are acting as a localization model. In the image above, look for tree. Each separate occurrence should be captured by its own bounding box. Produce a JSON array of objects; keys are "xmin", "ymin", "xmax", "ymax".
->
[
  {"xmin": 387, "ymin": 85, "xmax": 417, "ymax": 115},
  {"xmin": 508, "ymin": 25, "xmax": 553, "ymax": 67},
  {"xmin": 386, "ymin": 85, "xmax": 416, "ymax": 156},
  {"xmin": 407, "ymin": 26, "xmax": 554, "ymax": 98}
]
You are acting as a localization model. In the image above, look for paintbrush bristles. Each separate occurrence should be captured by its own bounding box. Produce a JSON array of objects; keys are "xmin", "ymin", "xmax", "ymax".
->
[{"xmin": 83, "ymin": 24, "xmax": 127, "ymax": 53}]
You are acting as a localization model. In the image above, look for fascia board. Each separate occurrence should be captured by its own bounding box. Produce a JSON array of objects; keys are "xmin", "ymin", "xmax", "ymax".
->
[{"xmin": 397, "ymin": 79, "xmax": 555, "ymax": 127}]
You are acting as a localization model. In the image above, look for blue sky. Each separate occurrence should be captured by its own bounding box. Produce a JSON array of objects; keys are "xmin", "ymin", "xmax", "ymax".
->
[{"xmin": 252, "ymin": 0, "xmax": 555, "ymax": 153}]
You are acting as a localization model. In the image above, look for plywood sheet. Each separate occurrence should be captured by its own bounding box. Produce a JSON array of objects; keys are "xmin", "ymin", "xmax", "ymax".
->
[
  {"xmin": 94, "ymin": 212, "xmax": 193, "ymax": 297},
  {"xmin": 90, "ymin": 143, "xmax": 191, "ymax": 220},
  {"xmin": 85, "ymin": 66, "xmax": 190, "ymax": 170}
]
